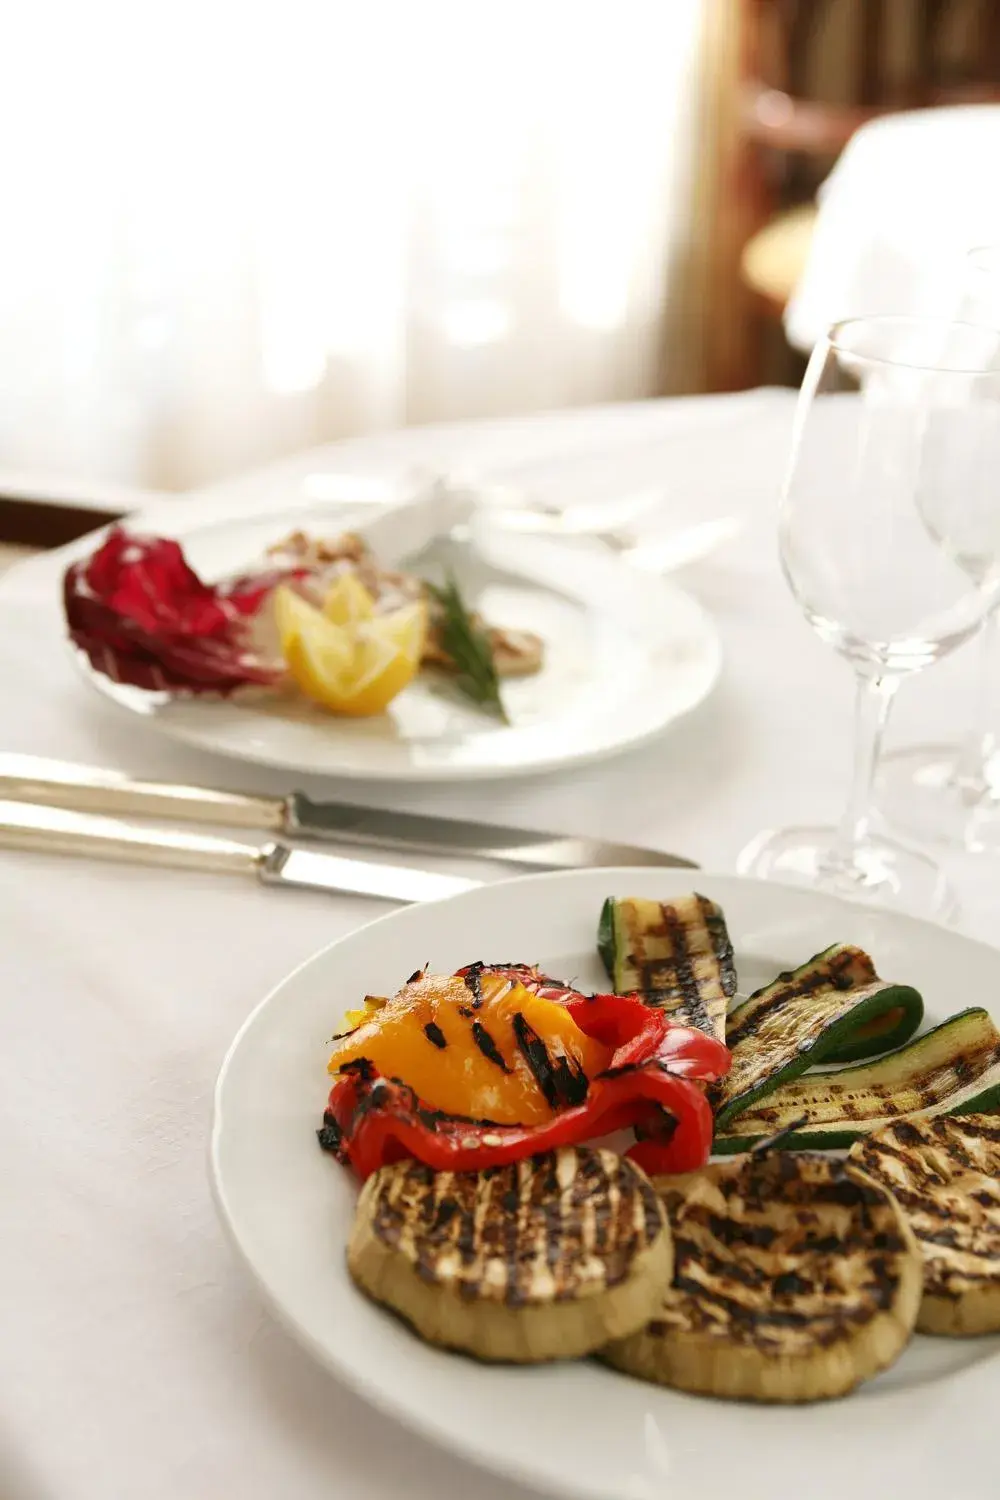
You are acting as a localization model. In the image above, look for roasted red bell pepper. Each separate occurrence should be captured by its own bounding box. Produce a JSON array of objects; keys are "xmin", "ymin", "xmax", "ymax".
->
[{"xmin": 320, "ymin": 978, "xmax": 730, "ymax": 1180}]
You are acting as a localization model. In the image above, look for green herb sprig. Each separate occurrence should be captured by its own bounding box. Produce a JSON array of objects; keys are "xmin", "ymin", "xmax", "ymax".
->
[{"xmin": 424, "ymin": 573, "xmax": 508, "ymax": 722}]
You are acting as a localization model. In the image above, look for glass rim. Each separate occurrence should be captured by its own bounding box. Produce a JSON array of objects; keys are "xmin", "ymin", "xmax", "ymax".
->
[{"xmin": 826, "ymin": 314, "xmax": 1000, "ymax": 376}]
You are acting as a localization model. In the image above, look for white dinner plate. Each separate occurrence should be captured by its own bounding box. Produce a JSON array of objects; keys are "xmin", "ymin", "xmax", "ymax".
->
[
  {"xmin": 211, "ymin": 869, "xmax": 1000, "ymax": 1500},
  {"xmin": 70, "ymin": 502, "xmax": 720, "ymax": 782}
]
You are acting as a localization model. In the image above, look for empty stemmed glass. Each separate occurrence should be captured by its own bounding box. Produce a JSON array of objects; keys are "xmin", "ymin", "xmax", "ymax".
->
[
  {"xmin": 878, "ymin": 245, "xmax": 1000, "ymax": 851},
  {"xmin": 739, "ymin": 315, "xmax": 1000, "ymax": 918}
]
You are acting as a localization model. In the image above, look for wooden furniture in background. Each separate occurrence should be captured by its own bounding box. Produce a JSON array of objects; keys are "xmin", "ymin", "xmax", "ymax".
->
[{"xmin": 710, "ymin": 0, "xmax": 1000, "ymax": 390}]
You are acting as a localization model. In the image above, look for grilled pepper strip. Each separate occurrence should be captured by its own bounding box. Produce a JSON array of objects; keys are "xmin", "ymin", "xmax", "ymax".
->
[
  {"xmin": 322, "ymin": 992, "xmax": 730, "ymax": 1179},
  {"xmin": 321, "ymin": 1062, "xmax": 716, "ymax": 1179},
  {"xmin": 466, "ymin": 968, "xmax": 730, "ymax": 1079}
]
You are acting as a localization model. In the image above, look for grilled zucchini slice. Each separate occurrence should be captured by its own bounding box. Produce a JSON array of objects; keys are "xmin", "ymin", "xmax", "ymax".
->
[
  {"xmin": 850, "ymin": 1115, "xmax": 1000, "ymax": 1336},
  {"xmin": 348, "ymin": 1146, "xmax": 673, "ymax": 1363},
  {"xmin": 716, "ymin": 945, "xmax": 924, "ymax": 1128},
  {"xmin": 602, "ymin": 1152, "xmax": 922, "ymax": 1402},
  {"xmin": 716, "ymin": 1007, "xmax": 1000, "ymax": 1153},
  {"xmin": 597, "ymin": 894, "xmax": 735, "ymax": 1041}
]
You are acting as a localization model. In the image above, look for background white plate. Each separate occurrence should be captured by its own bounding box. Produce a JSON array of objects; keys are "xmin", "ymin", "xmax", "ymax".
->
[
  {"xmin": 72, "ymin": 506, "xmax": 720, "ymax": 782},
  {"xmin": 211, "ymin": 870, "xmax": 1000, "ymax": 1500}
]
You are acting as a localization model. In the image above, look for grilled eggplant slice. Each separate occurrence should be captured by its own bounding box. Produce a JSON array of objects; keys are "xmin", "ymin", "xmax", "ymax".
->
[
  {"xmin": 602, "ymin": 1152, "xmax": 922, "ymax": 1402},
  {"xmin": 716, "ymin": 945, "xmax": 924, "ymax": 1129},
  {"xmin": 597, "ymin": 894, "xmax": 735, "ymax": 1041},
  {"xmin": 348, "ymin": 1146, "xmax": 673, "ymax": 1362},
  {"xmin": 850, "ymin": 1115, "xmax": 1000, "ymax": 1336},
  {"xmin": 716, "ymin": 1007, "xmax": 1000, "ymax": 1153}
]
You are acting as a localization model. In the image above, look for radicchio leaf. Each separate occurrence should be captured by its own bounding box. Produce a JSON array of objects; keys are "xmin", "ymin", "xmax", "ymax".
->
[{"xmin": 63, "ymin": 528, "xmax": 302, "ymax": 694}]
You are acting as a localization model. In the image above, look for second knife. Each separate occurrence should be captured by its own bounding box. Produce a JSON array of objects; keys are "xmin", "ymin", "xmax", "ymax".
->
[{"xmin": 0, "ymin": 753, "xmax": 697, "ymax": 871}]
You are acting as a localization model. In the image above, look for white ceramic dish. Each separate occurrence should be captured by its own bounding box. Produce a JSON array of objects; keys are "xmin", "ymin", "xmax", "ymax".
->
[
  {"xmin": 211, "ymin": 869, "xmax": 1000, "ymax": 1500},
  {"xmin": 70, "ymin": 503, "xmax": 720, "ymax": 782}
]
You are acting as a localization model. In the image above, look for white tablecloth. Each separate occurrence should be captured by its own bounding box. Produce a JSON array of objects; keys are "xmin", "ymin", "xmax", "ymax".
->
[
  {"xmin": 2, "ymin": 390, "xmax": 997, "ymax": 1500},
  {"xmin": 786, "ymin": 104, "xmax": 1000, "ymax": 352}
]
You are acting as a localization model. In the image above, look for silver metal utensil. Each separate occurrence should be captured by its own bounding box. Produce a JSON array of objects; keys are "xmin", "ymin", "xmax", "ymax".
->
[
  {"xmin": 490, "ymin": 506, "xmax": 742, "ymax": 569},
  {"xmin": 0, "ymin": 755, "xmax": 698, "ymax": 871},
  {"xmin": 0, "ymin": 800, "xmax": 475, "ymax": 902}
]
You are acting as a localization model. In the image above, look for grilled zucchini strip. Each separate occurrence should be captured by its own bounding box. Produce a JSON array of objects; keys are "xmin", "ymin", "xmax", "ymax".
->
[
  {"xmin": 716, "ymin": 1007, "xmax": 1000, "ymax": 1153},
  {"xmin": 602, "ymin": 1152, "xmax": 922, "ymax": 1402},
  {"xmin": 850, "ymin": 1115, "xmax": 1000, "ymax": 1336},
  {"xmin": 597, "ymin": 894, "xmax": 735, "ymax": 1042},
  {"xmin": 715, "ymin": 944, "xmax": 924, "ymax": 1128},
  {"xmin": 348, "ymin": 1146, "xmax": 673, "ymax": 1363}
]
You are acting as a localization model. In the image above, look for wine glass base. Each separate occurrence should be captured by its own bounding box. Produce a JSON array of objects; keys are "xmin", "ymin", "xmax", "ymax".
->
[
  {"xmin": 877, "ymin": 743, "xmax": 1000, "ymax": 853},
  {"xmin": 737, "ymin": 824, "xmax": 958, "ymax": 922}
]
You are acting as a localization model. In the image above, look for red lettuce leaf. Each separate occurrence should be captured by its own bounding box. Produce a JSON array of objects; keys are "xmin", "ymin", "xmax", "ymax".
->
[{"xmin": 63, "ymin": 528, "xmax": 301, "ymax": 694}]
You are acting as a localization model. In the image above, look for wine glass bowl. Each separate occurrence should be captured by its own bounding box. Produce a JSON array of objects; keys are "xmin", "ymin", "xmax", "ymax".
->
[{"xmin": 740, "ymin": 315, "xmax": 1000, "ymax": 917}]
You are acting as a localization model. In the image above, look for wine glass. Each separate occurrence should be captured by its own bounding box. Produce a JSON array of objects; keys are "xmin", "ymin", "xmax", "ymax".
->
[
  {"xmin": 878, "ymin": 245, "xmax": 1000, "ymax": 852},
  {"xmin": 738, "ymin": 315, "xmax": 1000, "ymax": 918}
]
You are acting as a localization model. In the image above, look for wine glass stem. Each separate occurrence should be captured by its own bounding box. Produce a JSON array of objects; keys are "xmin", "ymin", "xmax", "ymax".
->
[
  {"xmin": 832, "ymin": 673, "xmax": 899, "ymax": 864},
  {"xmin": 957, "ymin": 607, "xmax": 999, "ymax": 794}
]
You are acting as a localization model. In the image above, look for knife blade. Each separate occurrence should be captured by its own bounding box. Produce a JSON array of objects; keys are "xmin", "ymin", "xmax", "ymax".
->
[
  {"xmin": 0, "ymin": 755, "xmax": 697, "ymax": 871},
  {"xmin": 0, "ymin": 799, "xmax": 476, "ymax": 903}
]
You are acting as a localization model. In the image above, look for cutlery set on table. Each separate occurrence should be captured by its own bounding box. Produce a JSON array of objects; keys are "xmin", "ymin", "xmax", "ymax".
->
[{"xmin": 0, "ymin": 754, "xmax": 695, "ymax": 902}]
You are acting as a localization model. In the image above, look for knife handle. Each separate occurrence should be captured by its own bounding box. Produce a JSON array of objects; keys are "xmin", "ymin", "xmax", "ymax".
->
[
  {"xmin": 0, "ymin": 753, "xmax": 286, "ymax": 831},
  {"xmin": 0, "ymin": 800, "xmax": 263, "ymax": 876}
]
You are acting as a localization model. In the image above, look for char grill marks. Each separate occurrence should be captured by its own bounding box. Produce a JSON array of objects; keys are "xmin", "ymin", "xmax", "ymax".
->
[
  {"xmin": 852, "ymin": 1116, "xmax": 1000, "ymax": 1299},
  {"xmin": 727, "ymin": 946, "xmax": 872, "ymax": 1050},
  {"xmin": 367, "ymin": 1148, "xmax": 665, "ymax": 1307},
  {"xmin": 462, "ymin": 963, "xmax": 485, "ymax": 1009},
  {"xmin": 717, "ymin": 946, "xmax": 907, "ymax": 1121},
  {"xmin": 721, "ymin": 1023, "xmax": 1000, "ymax": 1137},
  {"xmin": 472, "ymin": 1021, "xmax": 512, "ymax": 1073},
  {"xmin": 625, "ymin": 894, "xmax": 735, "ymax": 1040},
  {"xmin": 512, "ymin": 1013, "xmax": 589, "ymax": 1109},
  {"xmin": 650, "ymin": 1156, "xmax": 908, "ymax": 1353}
]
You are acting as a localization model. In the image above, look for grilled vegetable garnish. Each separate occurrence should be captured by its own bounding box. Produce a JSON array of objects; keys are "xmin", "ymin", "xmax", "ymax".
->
[
  {"xmin": 348, "ymin": 1147, "xmax": 673, "ymax": 1362},
  {"xmin": 716, "ymin": 1007, "xmax": 1000, "ymax": 1153},
  {"xmin": 602, "ymin": 1152, "xmax": 922, "ymax": 1402},
  {"xmin": 322, "ymin": 978, "xmax": 730, "ymax": 1179},
  {"xmin": 329, "ymin": 969, "xmax": 610, "ymax": 1126},
  {"xmin": 850, "ymin": 1115, "xmax": 1000, "ymax": 1336},
  {"xmin": 598, "ymin": 894, "xmax": 736, "ymax": 1042},
  {"xmin": 715, "ymin": 945, "xmax": 924, "ymax": 1129}
]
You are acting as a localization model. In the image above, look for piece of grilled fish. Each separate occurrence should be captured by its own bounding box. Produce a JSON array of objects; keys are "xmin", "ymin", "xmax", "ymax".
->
[
  {"xmin": 347, "ymin": 1146, "xmax": 673, "ymax": 1363},
  {"xmin": 850, "ymin": 1114, "xmax": 1000, "ymax": 1336},
  {"xmin": 602, "ymin": 1152, "xmax": 922, "ymax": 1402}
]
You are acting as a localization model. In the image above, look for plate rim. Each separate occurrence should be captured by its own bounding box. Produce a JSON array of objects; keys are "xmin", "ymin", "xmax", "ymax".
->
[
  {"xmin": 67, "ymin": 505, "xmax": 722, "ymax": 783},
  {"xmin": 210, "ymin": 868, "xmax": 1000, "ymax": 1500}
]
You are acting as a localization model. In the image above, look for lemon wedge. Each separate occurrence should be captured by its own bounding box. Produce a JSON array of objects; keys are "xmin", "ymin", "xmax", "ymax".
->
[
  {"xmin": 275, "ymin": 585, "xmax": 427, "ymax": 716},
  {"xmin": 369, "ymin": 599, "xmax": 426, "ymax": 666},
  {"xmin": 322, "ymin": 571, "xmax": 375, "ymax": 627},
  {"xmin": 273, "ymin": 584, "xmax": 327, "ymax": 657}
]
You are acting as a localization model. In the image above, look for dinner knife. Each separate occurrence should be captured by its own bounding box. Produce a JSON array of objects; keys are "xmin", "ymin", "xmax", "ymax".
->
[
  {"xmin": 0, "ymin": 800, "xmax": 475, "ymax": 903},
  {"xmin": 0, "ymin": 755, "xmax": 697, "ymax": 870}
]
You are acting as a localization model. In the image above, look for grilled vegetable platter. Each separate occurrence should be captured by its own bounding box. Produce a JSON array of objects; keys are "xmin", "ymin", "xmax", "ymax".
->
[{"xmin": 318, "ymin": 891, "xmax": 1000, "ymax": 1403}]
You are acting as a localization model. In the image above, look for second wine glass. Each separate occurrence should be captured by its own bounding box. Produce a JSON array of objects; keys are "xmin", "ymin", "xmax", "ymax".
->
[
  {"xmin": 878, "ymin": 244, "xmax": 1000, "ymax": 852},
  {"xmin": 739, "ymin": 315, "xmax": 1000, "ymax": 918}
]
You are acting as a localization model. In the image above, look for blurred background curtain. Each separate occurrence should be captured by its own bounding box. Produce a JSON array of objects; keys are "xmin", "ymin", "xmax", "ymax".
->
[{"xmin": 0, "ymin": 0, "xmax": 711, "ymax": 492}]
